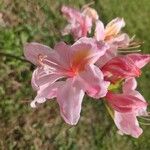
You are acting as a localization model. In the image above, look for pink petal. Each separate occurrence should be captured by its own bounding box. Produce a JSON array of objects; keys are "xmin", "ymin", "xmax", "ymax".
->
[
  {"xmin": 114, "ymin": 111, "xmax": 143, "ymax": 138},
  {"xmin": 105, "ymin": 18, "xmax": 125, "ymax": 36},
  {"xmin": 123, "ymin": 78, "xmax": 147, "ymax": 116},
  {"xmin": 106, "ymin": 92, "xmax": 147, "ymax": 113},
  {"xmin": 102, "ymin": 56, "xmax": 141, "ymax": 80},
  {"xmin": 112, "ymin": 33, "xmax": 130, "ymax": 48},
  {"xmin": 24, "ymin": 42, "xmax": 52, "ymax": 65},
  {"xmin": 123, "ymin": 77, "xmax": 137, "ymax": 93},
  {"xmin": 61, "ymin": 5, "xmax": 82, "ymax": 23},
  {"xmin": 96, "ymin": 46, "xmax": 117, "ymax": 68},
  {"xmin": 57, "ymin": 79, "xmax": 84, "ymax": 125},
  {"xmin": 127, "ymin": 54, "xmax": 150, "ymax": 69},
  {"xmin": 73, "ymin": 37, "xmax": 109, "ymax": 63},
  {"xmin": 54, "ymin": 42, "xmax": 72, "ymax": 69},
  {"xmin": 82, "ymin": 7, "xmax": 99, "ymax": 21},
  {"xmin": 30, "ymin": 81, "xmax": 64, "ymax": 108},
  {"xmin": 31, "ymin": 67, "xmax": 64, "ymax": 89},
  {"xmin": 77, "ymin": 65, "xmax": 110, "ymax": 98},
  {"xmin": 94, "ymin": 20, "xmax": 105, "ymax": 41},
  {"xmin": 61, "ymin": 6, "xmax": 93, "ymax": 40}
]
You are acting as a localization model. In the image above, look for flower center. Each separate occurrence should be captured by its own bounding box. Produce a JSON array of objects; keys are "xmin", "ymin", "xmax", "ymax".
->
[{"xmin": 69, "ymin": 49, "xmax": 91, "ymax": 76}]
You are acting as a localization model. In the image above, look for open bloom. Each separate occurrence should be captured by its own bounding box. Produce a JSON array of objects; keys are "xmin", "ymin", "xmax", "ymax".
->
[
  {"xmin": 95, "ymin": 18, "xmax": 130, "ymax": 67},
  {"xmin": 24, "ymin": 37, "xmax": 110, "ymax": 125},
  {"xmin": 101, "ymin": 54, "xmax": 150, "ymax": 82},
  {"xmin": 106, "ymin": 77, "xmax": 148, "ymax": 138},
  {"xmin": 61, "ymin": 5, "xmax": 98, "ymax": 40},
  {"xmin": 94, "ymin": 17, "xmax": 130, "ymax": 47}
]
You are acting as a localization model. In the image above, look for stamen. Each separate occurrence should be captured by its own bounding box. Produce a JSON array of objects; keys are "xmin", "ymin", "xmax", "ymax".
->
[
  {"xmin": 118, "ymin": 49, "xmax": 141, "ymax": 53},
  {"xmin": 138, "ymin": 121, "xmax": 150, "ymax": 126},
  {"xmin": 37, "ymin": 54, "xmax": 47, "ymax": 66},
  {"xmin": 118, "ymin": 45, "xmax": 141, "ymax": 50}
]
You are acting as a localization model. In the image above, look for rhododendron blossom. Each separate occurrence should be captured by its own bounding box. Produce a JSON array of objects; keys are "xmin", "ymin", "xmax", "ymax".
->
[
  {"xmin": 24, "ymin": 37, "xmax": 110, "ymax": 125},
  {"xmin": 94, "ymin": 18, "xmax": 130, "ymax": 47},
  {"xmin": 106, "ymin": 78, "xmax": 148, "ymax": 138},
  {"xmin": 101, "ymin": 54, "xmax": 150, "ymax": 82},
  {"xmin": 61, "ymin": 5, "xmax": 98, "ymax": 40},
  {"xmin": 94, "ymin": 18, "xmax": 131, "ymax": 67},
  {"xmin": 23, "ymin": 3, "xmax": 150, "ymax": 139}
]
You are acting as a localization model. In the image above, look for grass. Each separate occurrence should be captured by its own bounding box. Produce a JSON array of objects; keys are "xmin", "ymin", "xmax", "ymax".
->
[{"xmin": 0, "ymin": 0, "xmax": 150, "ymax": 149}]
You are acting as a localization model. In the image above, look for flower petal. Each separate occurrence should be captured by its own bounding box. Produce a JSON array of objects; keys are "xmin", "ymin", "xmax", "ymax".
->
[
  {"xmin": 73, "ymin": 37, "xmax": 108, "ymax": 63},
  {"xmin": 96, "ymin": 46, "xmax": 117, "ymax": 68},
  {"xmin": 31, "ymin": 67, "xmax": 64, "ymax": 89},
  {"xmin": 82, "ymin": 7, "xmax": 99, "ymax": 21},
  {"xmin": 112, "ymin": 33, "xmax": 130, "ymax": 48},
  {"xmin": 54, "ymin": 42, "xmax": 72, "ymax": 69},
  {"xmin": 123, "ymin": 77, "xmax": 137, "ymax": 93},
  {"xmin": 102, "ymin": 56, "xmax": 141, "ymax": 80},
  {"xmin": 94, "ymin": 20, "xmax": 105, "ymax": 41},
  {"xmin": 24, "ymin": 42, "xmax": 52, "ymax": 65},
  {"xmin": 61, "ymin": 5, "xmax": 82, "ymax": 23},
  {"xmin": 105, "ymin": 18, "xmax": 125, "ymax": 37},
  {"xmin": 57, "ymin": 79, "xmax": 84, "ymax": 125},
  {"xmin": 114, "ymin": 111, "xmax": 143, "ymax": 138},
  {"xmin": 127, "ymin": 54, "xmax": 150, "ymax": 69},
  {"xmin": 106, "ymin": 92, "xmax": 147, "ymax": 113},
  {"xmin": 30, "ymin": 81, "xmax": 64, "ymax": 108},
  {"xmin": 77, "ymin": 65, "xmax": 110, "ymax": 98}
]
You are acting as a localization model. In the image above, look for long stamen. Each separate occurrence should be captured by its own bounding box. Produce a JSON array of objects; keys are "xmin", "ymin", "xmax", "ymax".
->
[
  {"xmin": 118, "ymin": 49, "xmax": 141, "ymax": 53},
  {"xmin": 37, "ymin": 54, "xmax": 47, "ymax": 66},
  {"xmin": 118, "ymin": 45, "xmax": 141, "ymax": 50},
  {"xmin": 138, "ymin": 121, "xmax": 150, "ymax": 126}
]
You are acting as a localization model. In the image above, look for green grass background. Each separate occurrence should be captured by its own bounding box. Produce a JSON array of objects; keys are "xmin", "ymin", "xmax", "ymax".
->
[{"xmin": 0, "ymin": 0, "xmax": 150, "ymax": 149}]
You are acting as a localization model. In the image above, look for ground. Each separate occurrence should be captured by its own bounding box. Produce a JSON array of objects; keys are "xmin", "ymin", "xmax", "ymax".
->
[{"xmin": 0, "ymin": 0, "xmax": 150, "ymax": 149}]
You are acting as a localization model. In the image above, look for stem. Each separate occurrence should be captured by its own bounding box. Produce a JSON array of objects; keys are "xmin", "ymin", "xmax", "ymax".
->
[{"xmin": 0, "ymin": 51, "xmax": 30, "ymax": 63}]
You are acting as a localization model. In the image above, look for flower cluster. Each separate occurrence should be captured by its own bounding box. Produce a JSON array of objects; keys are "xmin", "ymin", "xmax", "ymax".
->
[{"xmin": 24, "ymin": 5, "xmax": 150, "ymax": 138}]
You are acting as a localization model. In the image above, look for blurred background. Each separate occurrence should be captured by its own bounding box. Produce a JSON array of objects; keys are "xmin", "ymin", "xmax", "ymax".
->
[{"xmin": 0, "ymin": 0, "xmax": 150, "ymax": 149}]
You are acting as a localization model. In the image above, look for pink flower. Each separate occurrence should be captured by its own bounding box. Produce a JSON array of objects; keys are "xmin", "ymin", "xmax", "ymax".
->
[
  {"xmin": 94, "ymin": 18, "xmax": 130, "ymax": 67},
  {"xmin": 101, "ymin": 54, "xmax": 150, "ymax": 82},
  {"xmin": 94, "ymin": 18, "xmax": 129, "ymax": 47},
  {"xmin": 61, "ymin": 5, "xmax": 98, "ymax": 40},
  {"xmin": 106, "ymin": 78, "xmax": 148, "ymax": 138},
  {"xmin": 24, "ymin": 37, "xmax": 110, "ymax": 125}
]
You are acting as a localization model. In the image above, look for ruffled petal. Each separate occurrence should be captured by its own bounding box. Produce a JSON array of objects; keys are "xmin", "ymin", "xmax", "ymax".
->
[
  {"xmin": 73, "ymin": 37, "xmax": 108, "ymax": 64},
  {"xmin": 106, "ymin": 92, "xmax": 147, "ymax": 113},
  {"xmin": 127, "ymin": 54, "xmax": 150, "ymax": 69},
  {"xmin": 30, "ymin": 81, "xmax": 64, "ymax": 108},
  {"xmin": 77, "ymin": 65, "xmax": 110, "ymax": 98},
  {"xmin": 57, "ymin": 79, "xmax": 84, "ymax": 125},
  {"xmin": 114, "ymin": 111, "xmax": 143, "ymax": 138},
  {"xmin": 102, "ymin": 56, "xmax": 141, "ymax": 80},
  {"xmin": 31, "ymin": 67, "xmax": 64, "ymax": 90},
  {"xmin": 24, "ymin": 42, "xmax": 52, "ymax": 65}
]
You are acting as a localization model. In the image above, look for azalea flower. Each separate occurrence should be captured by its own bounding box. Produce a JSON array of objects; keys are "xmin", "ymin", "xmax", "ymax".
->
[
  {"xmin": 24, "ymin": 37, "xmax": 110, "ymax": 125},
  {"xmin": 94, "ymin": 17, "xmax": 129, "ymax": 47},
  {"xmin": 61, "ymin": 5, "xmax": 98, "ymax": 40},
  {"xmin": 105, "ymin": 77, "xmax": 148, "ymax": 138},
  {"xmin": 95, "ymin": 18, "xmax": 130, "ymax": 67},
  {"xmin": 101, "ymin": 54, "xmax": 150, "ymax": 82}
]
